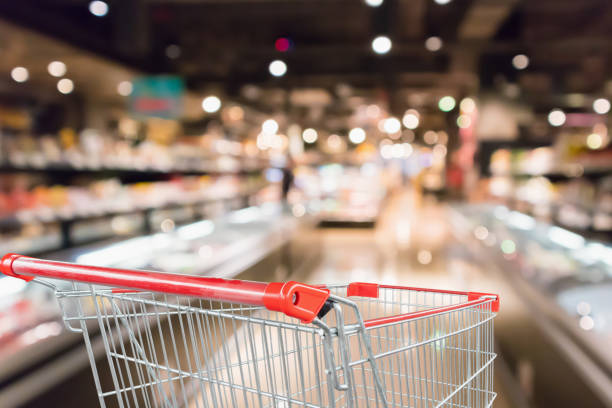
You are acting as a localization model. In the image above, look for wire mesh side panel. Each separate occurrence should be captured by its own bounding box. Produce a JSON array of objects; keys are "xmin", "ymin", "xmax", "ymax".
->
[
  {"xmin": 343, "ymin": 306, "xmax": 495, "ymax": 407},
  {"xmin": 60, "ymin": 288, "xmax": 334, "ymax": 408},
  {"xmin": 323, "ymin": 286, "xmax": 496, "ymax": 408}
]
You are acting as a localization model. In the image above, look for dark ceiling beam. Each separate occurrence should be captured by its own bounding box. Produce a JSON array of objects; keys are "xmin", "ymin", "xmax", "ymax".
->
[
  {"xmin": 181, "ymin": 37, "xmax": 612, "ymax": 63},
  {"xmin": 458, "ymin": 0, "xmax": 519, "ymax": 40},
  {"xmin": 452, "ymin": 0, "xmax": 519, "ymax": 92},
  {"xmin": 188, "ymin": 70, "xmax": 468, "ymax": 90},
  {"xmin": 395, "ymin": 0, "xmax": 426, "ymax": 39},
  {"xmin": 113, "ymin": 0, "xmax": 151, "ymax": 59}
]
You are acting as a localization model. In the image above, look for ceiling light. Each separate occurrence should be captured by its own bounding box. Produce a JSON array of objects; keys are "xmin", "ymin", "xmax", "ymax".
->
[
  {"xmin": 547, "ymin": 109, "xmax": 566, "ymax": 127},
  {"xmin": 269, "ymin": 60, "xmax": 287, "ymax": 77},
  {"xmin": 10, "ymin": 67, "xmax": 28, "ymax": 83},
  {"xmin": 262, "ymin": 119, "xmax": 279, "ymax": 135},
  {"xmin": 202, "ymin": 95, "xmax": 221, "ymax": 113},
  {"xmin": 47, "ymin": 61, "xmax": 67, "ymax": 77},
  {"xmin": 165, "ymin": 44, "xmax": 181, "ymax": 59},
  {"xmin": 402, "ymin": 110, "xmax": 419, "ymax": 129},
  {"xmin": 275, "ymin": 37, "xmax": 291, "ymax": 52},
  {"xmin": 88, "ymin": 1, "xmax": 108, "ymax": 17},
  {"xmin": 438, "ymin": 96, "xmax": 456, "ymax": 112},
  {"xmin": 512, "ymin": 54, "xmax": 529, "ymax": 70},
  {"xmin": 365, "ymin": 0, "xmax": 384, "ymax": 6},
  {"xmin": 348, "ymin": 127, "xmax": 366, "ymax": 144},
  {"xmin": 593, "ymin": 98, "xmax": 611, "ymax": 114},
  {"xmin": 434, "ymin": 0, "xmax": 452, "ymax": 4},
  {"xmin": 57, "ymin": 78, "xmax": 74, "ymax": 94},
  {"xmin": 371, "ymin": 36, "xmax": 392, "ymax": 54},
  {"xmin": 117, "ymin": 81, "xmax": 133, "ymax": 96},
  {"xmin": 302, "ymin": 128, "xmax": 318, "ymax": 143},
  {"xmin": 383, "ymin": 117, "xmax": 401, "ymax": 133},
  {"xmin": 424, "ymin": 36, "xmax": 443, "ymax": 52}
]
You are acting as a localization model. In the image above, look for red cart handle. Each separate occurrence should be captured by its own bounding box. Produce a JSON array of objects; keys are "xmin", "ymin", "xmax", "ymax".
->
[{"xmin": 0, "ymin": 254, "xmax": 330, "ymax": 324}]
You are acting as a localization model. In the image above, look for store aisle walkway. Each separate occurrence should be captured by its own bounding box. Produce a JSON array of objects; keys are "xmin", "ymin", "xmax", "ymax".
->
[{"xmin": 296, "ymin": 188, "xmax": 520, "ymax": 408}]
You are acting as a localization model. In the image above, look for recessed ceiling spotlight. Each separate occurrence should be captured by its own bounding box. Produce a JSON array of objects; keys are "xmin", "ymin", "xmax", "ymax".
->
[
  {"xmin": 57, "ymin": 78, "xmax": 74, "ymax": 94},
  {"xmin": 117, "ymin": 81, "xmax": 133, "ymax": 96},
  {"xmin": 348, "ymin": 127, "xmax": 366, "ymax": 144},
  {"xmin": 547, "ymin": 109, "xmax": 566, "ymax": 127},
  {"xmin": 593, "ymin": 98, "xmax": 610, "ymax": 114},
  {"xmin": 202, "ymin": 96, "xmax": 221, "ymax": 113},
  {"xmin": 11, "ymin": 67, "xmax": 29, "ymax": 83},
  {"xmin": 165, "ymin": 44, "xmax": 181, "ymax": 59},
  {"xmin": 269, "ymin": 60, "xmax": 287, "ymax": 77},
  {"xmin": 88, "ymin": 1, "xmax": 108, "ymax": 17},
  {"xmin": 424, "ymin": 36, "xmax": 443, "ymax": 52},
  {"xmin": 383, "ymin": 117, "xmax": 401, "ymax": 133},
  {"xmin": 371, "ymin": 36, "xmax": 392, "ymax": 54},
  {"xmin": 302, "ymin": 128, "xmax": 318, "ymax": 143},
  {"xmin": 47, "ymin": 61, "xmax": 67, "ymax": 77},
  {"xmin": 512, "ymin": 54, "xmax": 529, "ymax": 70}
]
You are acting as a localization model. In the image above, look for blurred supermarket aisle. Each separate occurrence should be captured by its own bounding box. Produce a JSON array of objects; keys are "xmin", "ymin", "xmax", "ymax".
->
[
  {"xmin": 293, "ymin": 189, "xmax": 519, "ymax": 408},
  {"xmin": 295, "ymin": 188, "xmax": 611, "ymax": 408}
]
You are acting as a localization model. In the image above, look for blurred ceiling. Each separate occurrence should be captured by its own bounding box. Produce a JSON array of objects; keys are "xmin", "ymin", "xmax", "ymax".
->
[{"xmin": 0, "ymin": 0, "xmax": 611, "ymax": 115}]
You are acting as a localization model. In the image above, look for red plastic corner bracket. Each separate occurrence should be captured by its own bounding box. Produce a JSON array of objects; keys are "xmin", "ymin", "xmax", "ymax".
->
[
  {"xmin": 468, "ymin": 291, "xmax": 500, "ymax": 312},
  {"xmin": 0, "ymin": 253, "xmax": 35, "ymax": 282},
  {"xmin": 347, "ymin": 282, "xmax": 379, "ymax": 298},
  {"xmin": 263, "ymin": 281, "xmax": 330, "ymax": 323}
]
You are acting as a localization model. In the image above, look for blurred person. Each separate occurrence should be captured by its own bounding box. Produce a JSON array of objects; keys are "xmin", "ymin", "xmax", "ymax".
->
[{"xmin": 281, "ymin": 156, "xmax": 295, "ymax": 205}]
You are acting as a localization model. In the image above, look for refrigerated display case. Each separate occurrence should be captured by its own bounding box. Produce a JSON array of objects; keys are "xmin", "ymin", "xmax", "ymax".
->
[
  {"xmin": 0, "ymin": 202, "xmax": 309, "ymax": 407},
  {"xmin": 451, "ymin": 204, "xmax": 612, "ymax": 405}
]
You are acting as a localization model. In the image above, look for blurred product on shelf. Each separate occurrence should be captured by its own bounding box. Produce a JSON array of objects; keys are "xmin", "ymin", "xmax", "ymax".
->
[
  {"xmin": 0, "ymin": 175, "xmax": 257, "ymax": 221},
  {"xmin": 0, "ymin": 128, "xmax": 267, "ymax": 173},
  {"xmin": 293, "ymin": 163, "xmax": 392, "ymax": 225},
  {"xmin": 0, "ymin": 174, "xmax": 269, "ymax": 255},
  {"xmin": 484, "ymin": 134, "xmax": 612, "ymax": 236},
  {"xmin": 454, "ymin": 204, "xmax": 612, "ymax": 388}
]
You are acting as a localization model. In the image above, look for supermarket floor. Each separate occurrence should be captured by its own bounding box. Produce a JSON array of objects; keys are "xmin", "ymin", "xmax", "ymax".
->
[{"xmin": 292, "ymin": 187, "xmax": 605, "ymax": 408}]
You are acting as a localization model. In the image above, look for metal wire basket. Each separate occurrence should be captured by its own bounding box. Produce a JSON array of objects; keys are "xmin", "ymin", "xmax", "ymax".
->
[{"xmin": 1, "ymin": 253, "xmax": 499, "ymax": 408}]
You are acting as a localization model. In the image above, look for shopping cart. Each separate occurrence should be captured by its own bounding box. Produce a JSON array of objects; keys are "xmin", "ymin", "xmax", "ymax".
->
[{"xmin": 1, "ymin": 253, "xmax": 499, "ymax": 408}]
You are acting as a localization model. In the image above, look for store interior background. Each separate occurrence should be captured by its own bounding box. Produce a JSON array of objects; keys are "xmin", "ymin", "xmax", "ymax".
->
[{"xmin": 0, "ymin": 0, "xmax": 611, "ymax": 407}]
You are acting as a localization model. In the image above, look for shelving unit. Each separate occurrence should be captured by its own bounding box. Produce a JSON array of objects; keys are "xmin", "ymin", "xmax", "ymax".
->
[
  {"xmin": 0, "ymin": 185, "xmax": 269, "ymax": 255},
  {"xmin": 483, "ymin": 143, "xmax": 612, "ymax": 241},
  {"xmin": 0, "ymin": 203, "xmax": 310, "ymax": 407},
  {"xmin": 452, "ymin": 204, "xmax": 612, "ymax": 406}
]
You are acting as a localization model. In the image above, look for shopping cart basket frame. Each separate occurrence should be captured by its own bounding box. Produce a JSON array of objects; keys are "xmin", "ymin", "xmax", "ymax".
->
[{"xmin": 2, "ymin": 254, "xmax": 499, "ymax": 408}]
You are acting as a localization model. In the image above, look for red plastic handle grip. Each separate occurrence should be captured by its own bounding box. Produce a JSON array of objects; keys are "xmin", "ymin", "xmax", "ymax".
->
[{"xmin": 0, "ymin": 254, "xmax": 329, "ymax": 323}]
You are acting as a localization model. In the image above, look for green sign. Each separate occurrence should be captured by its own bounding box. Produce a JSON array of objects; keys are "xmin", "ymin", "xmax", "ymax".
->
[{"xmin": 130, "ymin": 76, "xmax": 185, "ymax": 119}]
